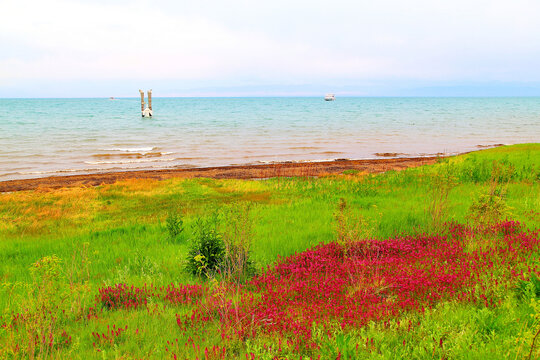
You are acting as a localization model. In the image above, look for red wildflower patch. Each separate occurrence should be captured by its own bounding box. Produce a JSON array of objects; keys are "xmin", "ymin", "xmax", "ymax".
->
[
  {"xmin": 164, "ymin": 283, "xmax": 204, "ymax": 306},
  {"xmin": 96, "ymin": 283, "xmax": 204, "ymax": 311},
  {"xmin": 97, "ymin": 284, "xmax": 154, "ymax": 310},
  {"xmin": 178, "ymin": 221, "xmax": 539, "ymax": 352},
  {"xmin": 93, "ymin": 221, "xmax": 539, "ymax": 356}
]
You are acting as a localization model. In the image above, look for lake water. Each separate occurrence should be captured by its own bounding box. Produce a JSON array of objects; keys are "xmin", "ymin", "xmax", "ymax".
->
[{"xmin": 1, "ymin": 97, "xmax": 539, "ymax": 181}]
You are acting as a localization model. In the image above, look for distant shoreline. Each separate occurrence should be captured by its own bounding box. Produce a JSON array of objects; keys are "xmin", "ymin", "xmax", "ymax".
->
[{"xmin": 0, "ymin": 156, "xmax": 443, "ymax": 193}]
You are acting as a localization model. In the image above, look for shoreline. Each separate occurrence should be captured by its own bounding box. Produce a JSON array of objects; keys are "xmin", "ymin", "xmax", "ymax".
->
[{"xmin": 0, "ymin": 156, "xmax": 443, "ymax": 193}]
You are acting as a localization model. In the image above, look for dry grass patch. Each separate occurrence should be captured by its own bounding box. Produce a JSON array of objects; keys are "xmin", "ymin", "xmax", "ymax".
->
[{"xmin": 0, "ymin": 187, "xmax": 100, "ymax": 236}]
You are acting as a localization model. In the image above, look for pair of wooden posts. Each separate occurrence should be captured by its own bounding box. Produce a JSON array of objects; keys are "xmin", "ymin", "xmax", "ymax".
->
[{"xmin": 139, "ymin": 89, "xmax": 153, "ymax": 117}]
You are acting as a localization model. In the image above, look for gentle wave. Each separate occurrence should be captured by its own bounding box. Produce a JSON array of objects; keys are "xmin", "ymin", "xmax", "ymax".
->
[
  {"xmin": 91, "ymin": 152, "xmax": 172, "ymax": 158},
  {"xmin": 85, "ymin": 157, "xmax": 179, "ymax": 165},
  {"xmin": 289, "ymin": 146, "xmax": 320, "ymax": 150},
  {"xmin": 17, "ymin": 168, "xmax": 102, "ymax": 176},
  {"xmin": 103, "ymin": 147, "xmax": 156, "ymax": 153}
]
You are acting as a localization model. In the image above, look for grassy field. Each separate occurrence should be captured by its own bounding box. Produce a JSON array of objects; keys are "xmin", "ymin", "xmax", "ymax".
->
[{"xmin": 0, "ymin": 143, "xmax": 539, "ymax": 359}]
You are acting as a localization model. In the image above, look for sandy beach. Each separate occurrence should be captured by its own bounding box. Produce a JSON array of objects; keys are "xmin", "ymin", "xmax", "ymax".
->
[{"xmin": 0, "ymin": 156, "xmax": 441, "ymax": 192}]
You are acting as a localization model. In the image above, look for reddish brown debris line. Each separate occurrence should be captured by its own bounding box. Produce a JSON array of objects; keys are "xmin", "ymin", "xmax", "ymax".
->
[{"xmin": 0, "ymin": 156, "xmax": 442, "ymax": 193}]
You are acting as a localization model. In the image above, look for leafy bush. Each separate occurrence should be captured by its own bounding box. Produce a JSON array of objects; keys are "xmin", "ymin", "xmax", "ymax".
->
[
  {"xmin": 186, "ymin": 212, "xmax": 225, "ymax": 276},
  {"xmin": 186, "ymin": 206, "xmax": 256, "ymax": 281}
]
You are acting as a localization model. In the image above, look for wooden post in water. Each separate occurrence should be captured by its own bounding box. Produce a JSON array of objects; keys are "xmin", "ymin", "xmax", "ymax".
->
[
  {"xmin": 139, "ymin": 90, "xmax": 145, "ymax": 112},
  {"xmin": 139, "ymin": 89, "xmax": 153, "ymax": 117}
]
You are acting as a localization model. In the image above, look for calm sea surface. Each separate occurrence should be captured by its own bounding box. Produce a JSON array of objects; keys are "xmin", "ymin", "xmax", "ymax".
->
[{"xmin": 0, "ymin": 97, "xmax": 539, "ymax": 181}]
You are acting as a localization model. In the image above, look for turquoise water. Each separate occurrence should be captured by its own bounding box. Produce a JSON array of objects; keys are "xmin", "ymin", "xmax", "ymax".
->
[{"xmin": 0, "ymin": 97, "xmax": 539, "ymax": 181}]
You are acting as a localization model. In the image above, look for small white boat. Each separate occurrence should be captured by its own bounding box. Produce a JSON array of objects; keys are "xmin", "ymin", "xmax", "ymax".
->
[
  {"xmin": 142, "ymin": 107, "xmax": 153, "ymax": 117},
  {"xmin": 324, "ymin": 93, "xmax": 335, "ymax": 101}
]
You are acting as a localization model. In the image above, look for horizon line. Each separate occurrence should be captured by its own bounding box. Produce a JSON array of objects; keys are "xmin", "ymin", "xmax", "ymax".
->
[{"xmin": 2, "ymin": 95, "xmax": 540, "ymax": 99}]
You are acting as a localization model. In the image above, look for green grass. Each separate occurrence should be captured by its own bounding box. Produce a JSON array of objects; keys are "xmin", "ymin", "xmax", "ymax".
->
[{"xmin": 0, "ymin": 144, "xmax": 539, "ymax": 359}]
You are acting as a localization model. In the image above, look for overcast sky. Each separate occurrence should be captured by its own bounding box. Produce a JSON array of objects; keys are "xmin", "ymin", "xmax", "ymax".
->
[{"xmin": 2, "ymin": 0, "xmax": 540, "ymax": 97}]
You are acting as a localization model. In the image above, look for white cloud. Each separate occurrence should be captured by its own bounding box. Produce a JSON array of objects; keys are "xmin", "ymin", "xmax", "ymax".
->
[{"xmin": 1, "ymin": 0, "xmax": 540, "ymax": 94}]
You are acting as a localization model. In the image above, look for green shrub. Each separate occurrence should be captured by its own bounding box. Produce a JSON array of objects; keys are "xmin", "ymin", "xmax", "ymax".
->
[{"xmin": 186, "ymin": 212, "xmax": 225, "ymax": 276}]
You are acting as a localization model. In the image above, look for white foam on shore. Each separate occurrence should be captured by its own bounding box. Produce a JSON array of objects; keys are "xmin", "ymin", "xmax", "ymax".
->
[
  {"xmin": 18, "ymin": 168, "xmax": 102, "ymax": 175},
  {"xmin": 85, "ymin": 157, "xmax": 178, "ymax": 165},
  {"xmin": 103, "ymin": 147, "xmax": 156, "ymax": 153}
]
